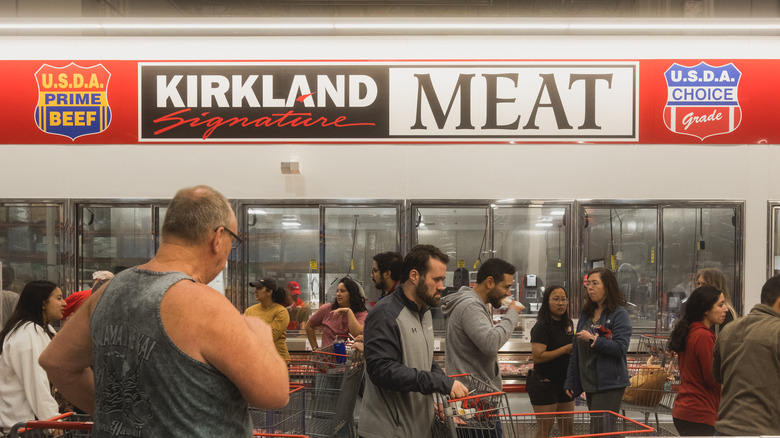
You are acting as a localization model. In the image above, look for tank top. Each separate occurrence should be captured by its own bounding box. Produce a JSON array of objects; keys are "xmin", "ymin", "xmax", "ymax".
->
[{"xmin": 90, "ymin": 268, "xmax": 251, "ymax": 437}]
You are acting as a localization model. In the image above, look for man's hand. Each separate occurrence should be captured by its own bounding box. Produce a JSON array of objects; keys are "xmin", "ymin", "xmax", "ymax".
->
[
  {"xmin": 509, "ymin": 300, "xmax": 525, "ymax": 313},
  {"xmin": 352, "ymin": 334, "xmax": 364, "ymax": 352},
  {"xmin": 450, "ymin": 380, "xmax": 469, "ymax": 399}
]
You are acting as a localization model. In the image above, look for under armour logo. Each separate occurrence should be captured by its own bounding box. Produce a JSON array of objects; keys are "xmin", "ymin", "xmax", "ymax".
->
[{"xmin": 411, "ymin": 328, "xmax": 418, "ymax": 333}]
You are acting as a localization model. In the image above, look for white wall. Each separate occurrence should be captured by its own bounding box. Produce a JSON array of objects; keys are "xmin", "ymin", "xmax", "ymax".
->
[{"xmin": 2, "ymin": 34, "xmax": 779, "ymax": 308}]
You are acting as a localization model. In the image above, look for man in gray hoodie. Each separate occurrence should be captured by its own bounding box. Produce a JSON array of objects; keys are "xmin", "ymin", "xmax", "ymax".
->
[{"xmin": 441, "ymin": 258, "xmax": 525, "ymax": 391}]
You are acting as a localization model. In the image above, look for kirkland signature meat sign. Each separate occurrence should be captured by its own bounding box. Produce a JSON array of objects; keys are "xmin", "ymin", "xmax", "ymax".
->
[{"xmin": 139, "ymin": 62, "xmax": 638, "ymax": 142}]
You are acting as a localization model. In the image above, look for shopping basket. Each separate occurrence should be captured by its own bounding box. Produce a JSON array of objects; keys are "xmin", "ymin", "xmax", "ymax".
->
[
  {"xmin": 509, "ymin": 410, "xmax": 654, "ymax": 437},
  {"xmin": 432, "ymin": 374, "xmax": 516, "ymax": 438},
  {"xmin": 301, "ymin": 344, "xmax": 364, "ymax": 438},
  {"xmin": 250, "ymin": 383, "xmax": 306, "ymax": 435},
  {"xmin": 8, "ymin": 412, "xmax": 92, "ymax": 437},
  {"xmin": 621, "ymin": 335, "xmax": 680, "ymax": 430}
]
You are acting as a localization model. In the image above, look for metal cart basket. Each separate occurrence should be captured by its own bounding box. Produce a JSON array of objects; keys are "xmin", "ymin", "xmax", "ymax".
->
[
  {"xmin": 621, "ymin": 335, "xmax": 680, "ymax": 430},
  {"xmin": 301, "ymin": 344, "xmax": 365, "ymax": 438},
  {"xmin": 510, "ymin": 410, "xmax": 655, "ymax": 437},
  {"xmin": 250, "ymin": 383, "xmax": 306, "ymax": 435},
  {"xmin": 433, "ymin": 374, "xmax": 517, "ymax": 438}
]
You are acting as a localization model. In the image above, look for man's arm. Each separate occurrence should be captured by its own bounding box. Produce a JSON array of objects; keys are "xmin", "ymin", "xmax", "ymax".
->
[
  {"xmin": 39, "ymin": 288, "xmax": 101, "ymax": 414},
  {"xmin": 459, "ymin": 301, "xmax": 519, "ymax": 357},
  {"xmin": 164, "ymin": 282, "xmax": 289, "ymax": 409}
]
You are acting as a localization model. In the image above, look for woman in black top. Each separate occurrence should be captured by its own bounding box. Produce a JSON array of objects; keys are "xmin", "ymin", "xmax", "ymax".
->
[{"xmin": 528, "ymin": 285, "xmax": 574, "ymax": 438}]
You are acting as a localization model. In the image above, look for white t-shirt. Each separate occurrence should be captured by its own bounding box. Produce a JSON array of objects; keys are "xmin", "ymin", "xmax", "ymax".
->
[{"xmin": 0, "ymin": 321, "xmax": 59, "ymax": 433}]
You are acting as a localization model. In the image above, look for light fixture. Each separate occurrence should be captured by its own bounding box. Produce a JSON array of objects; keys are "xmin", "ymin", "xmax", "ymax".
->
[
  {"xmin": 535, "ymin": 222, "xmax": 554, "ymax": 227},
  {"xmin": 248, "ymin": 208, "xmax": 268, "ymax": 216},
  {"xmin": 281, "ymin": 221, "xmax": 301, "ymax": 229},
  {"xmin": 2, "ymin": 17, "xmax": 780, "ymax": 36},
  {"xmin": 550, "ymin": 210, "xmax": 566, "ymax": 216}
]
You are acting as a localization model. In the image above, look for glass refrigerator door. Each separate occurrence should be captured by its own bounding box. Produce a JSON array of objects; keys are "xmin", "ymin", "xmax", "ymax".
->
[
  {"xmin": 323, "ymin": 206, "xmax": 399, "ymax": 305},
  {"xmin": 244, "ymin": 206, "xmax": 319, "ymax": 310},
  {"xmin": 493, "ymin": 205, "xmax": 570, "ymax": 316},
  {"xmin": 413, "ymin": 206, "xmax": 490, "ymax": 331},
  {"xmin": 0, "ymin": 203, "xmax": 63, "ymax": 292},
  {"xmin": 580, "ymin": 206, "xmax": 658, "ymax": 333},
  {"xmin": 662, "ymin": 206, "xmax": 740, "ymax": 321},
  {"xmin": 78, "ymin": 205, "xmax": 155, "ymax": 291},
  {"xmin": 771, "ymin": 204, "xmax": 780, "ymax": 279}
]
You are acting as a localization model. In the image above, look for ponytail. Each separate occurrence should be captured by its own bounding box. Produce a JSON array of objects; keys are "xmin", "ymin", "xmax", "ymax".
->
[{"xmin": 668, "ymin": 317, "xmax": 691, "ymax": 353}]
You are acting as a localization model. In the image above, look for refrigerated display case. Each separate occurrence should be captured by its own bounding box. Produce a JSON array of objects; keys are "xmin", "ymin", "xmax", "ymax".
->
[
  {"xmin": 237, "ymin": 201, "xmax": 402, "ymax": 351},
  {"xmin": 76, "ymin": 202, "xmax": 168, "ymax": 291},
  {"xmin": 411, "ymin": 201, "xmax": 573, "ymax": 389},
  {"xmin": 577, "ymin": 202, "xmax": 743, "ymax": 334},
  {"xmin": 0, "ymin": 202, "xmax": 65, "ymax": 292},
  {"xmin": 769, "ymin": 202, "xmax": 780, "ymax": 279}
]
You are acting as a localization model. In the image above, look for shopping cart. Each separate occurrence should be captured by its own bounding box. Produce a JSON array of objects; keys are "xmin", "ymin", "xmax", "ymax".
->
[
  {"xmin": 288, "ymin": 355, "xmax": 311, "ymax": 385},
  {"xmin": 250, "ymin": 383, "xmax": 307, "ymax": 435},
  {"xmin": 621, "ymin": 335, "xmax": 680, "ymax": 431},
  {"xmin": 509, "ymin": 410, "xmax": 655, "ymax": 437},
  {"xmin": 301, "ymin": 344, "xmax": 364, "ymax": 438},
  {"xmin": 253, "ymin": 434, "xmax": 309, "ymax": 438},
  {"xmin": 8, "ymin": 412, "xmax": 92, "ymax": 437},
  {"xmin": 433, "ymin": 374, "xmax": 517, "ymax": 438}
]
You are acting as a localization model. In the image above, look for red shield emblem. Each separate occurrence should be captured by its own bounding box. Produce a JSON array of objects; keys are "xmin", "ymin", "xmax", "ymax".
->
[
  {"xmin": 34, "ymin": 63, "xmax": 112, "ymax": 140},
  {"xmin": 663, "ymin": 62, "xmax": 741, "ymax": 140}
]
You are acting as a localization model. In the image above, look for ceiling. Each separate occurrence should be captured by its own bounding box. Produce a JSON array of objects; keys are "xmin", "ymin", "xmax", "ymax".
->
[{"xmin": 4, "ymin": 0, "xmax": 778, "ymax": 18}]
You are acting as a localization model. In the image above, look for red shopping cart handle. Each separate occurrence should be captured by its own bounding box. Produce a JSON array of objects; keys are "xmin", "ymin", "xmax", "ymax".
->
[{"xmin": 447, "ymin": 391, "xmax": 504, "ymax": 403}]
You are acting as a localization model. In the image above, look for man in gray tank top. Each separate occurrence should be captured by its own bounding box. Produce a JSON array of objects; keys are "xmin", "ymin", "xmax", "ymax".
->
[{"xmin": 40, "ymin": 185, "xmax": 289, "ymax": 437}]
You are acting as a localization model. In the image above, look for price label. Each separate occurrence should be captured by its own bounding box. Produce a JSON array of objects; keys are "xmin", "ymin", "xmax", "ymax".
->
[{"xmin": 309, "ymin": 259, "xmax": 318, "ymax": 270}]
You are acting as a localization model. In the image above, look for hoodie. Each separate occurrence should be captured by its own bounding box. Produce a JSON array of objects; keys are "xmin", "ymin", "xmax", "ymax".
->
[
  {"xmin": 441, "ymin": 286, "xmax": 519, "ymax": 390},
  {"xmin": 673, "ymin": 321, "xmax": 720, "ymax": 426}
]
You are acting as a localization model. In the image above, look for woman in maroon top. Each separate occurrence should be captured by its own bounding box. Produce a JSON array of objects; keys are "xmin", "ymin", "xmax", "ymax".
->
[{"xmin": 668, "ymin": 285, "xmax": 728, "ymax": 436}]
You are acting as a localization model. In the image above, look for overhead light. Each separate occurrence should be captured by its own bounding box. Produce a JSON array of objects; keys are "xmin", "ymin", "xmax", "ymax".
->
[
  {"xmin": 535, "ymin": 222, "xmax": 554, "ymax": 227},
  {"xmin": 249, "ymin": 208, "xmax": 267, "ymax": 216},
  {"xmin": 550, "ymin": 210, "xmax": 566, "ymax": 216},
  {"xmin": 281, "ymin": 221, "xmax": 301, "ymax": 229},
  {"xmin": 3, "ymin": 17, "xmax": 780, "ymax": 36}
]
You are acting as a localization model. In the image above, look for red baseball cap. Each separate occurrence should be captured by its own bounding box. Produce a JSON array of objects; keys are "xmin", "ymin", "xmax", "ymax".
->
[{"xmin": 287, "ymin": 281, "xmax": 301, "ymax": 294}]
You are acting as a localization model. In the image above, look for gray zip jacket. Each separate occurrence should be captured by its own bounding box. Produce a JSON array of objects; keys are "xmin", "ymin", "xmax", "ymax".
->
[
  {"xmin": 359, "ymin": 288, "xmax": 453, "ymax": 438},
  {"xmin": 440, "ymin": 286, "xmax": 519, "ymax": 390}
]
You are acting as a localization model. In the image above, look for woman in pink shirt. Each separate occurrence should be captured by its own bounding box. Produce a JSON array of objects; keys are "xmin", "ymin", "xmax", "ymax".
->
[
  {"xmin": 668, "ymin": 285, "xmax": 728, "ymax": 436},
  {"xmin": 306, "ymin": 277, "xmax": 367, "ymax": 349}
]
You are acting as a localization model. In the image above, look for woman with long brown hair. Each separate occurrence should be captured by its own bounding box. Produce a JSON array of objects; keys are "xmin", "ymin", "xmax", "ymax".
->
[
  {"xmin": 0, "ymin": 280, "xmax": 65, "ymax": 434},
  {"xmin": 565, "ymin": 268, "xmax": 632, "ymax": 433}
]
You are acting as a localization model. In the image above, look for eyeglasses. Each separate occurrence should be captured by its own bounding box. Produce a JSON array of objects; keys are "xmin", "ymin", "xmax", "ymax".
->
[
  {"xmin": 215, "ymin": 226, "xmax": 243, "ymax": 250},
  {"xmin": 551, "ymin": 297, "xmax": 569, "ymax": 303}
]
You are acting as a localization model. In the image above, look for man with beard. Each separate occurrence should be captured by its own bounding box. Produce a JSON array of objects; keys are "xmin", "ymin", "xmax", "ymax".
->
[
  {"xmin": 371, "ymin": 251, "xmax": 402, "ymax": 300},
  {"xmin": 441, "ymin": 258, "xmax": 525, "ymax": 391},
  {"xmin": 359, "ymin": 245, "xmax": 468, "ymax": 438}
]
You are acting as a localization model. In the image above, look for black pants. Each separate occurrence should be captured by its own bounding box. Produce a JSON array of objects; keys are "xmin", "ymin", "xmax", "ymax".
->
[
  {"xmin": 586, "ymin": 387, "xmax": 626, "ymax": 435},
  {"xmin": 673, "ymin": 417, "xmax": 716, "ymax": 436}
]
